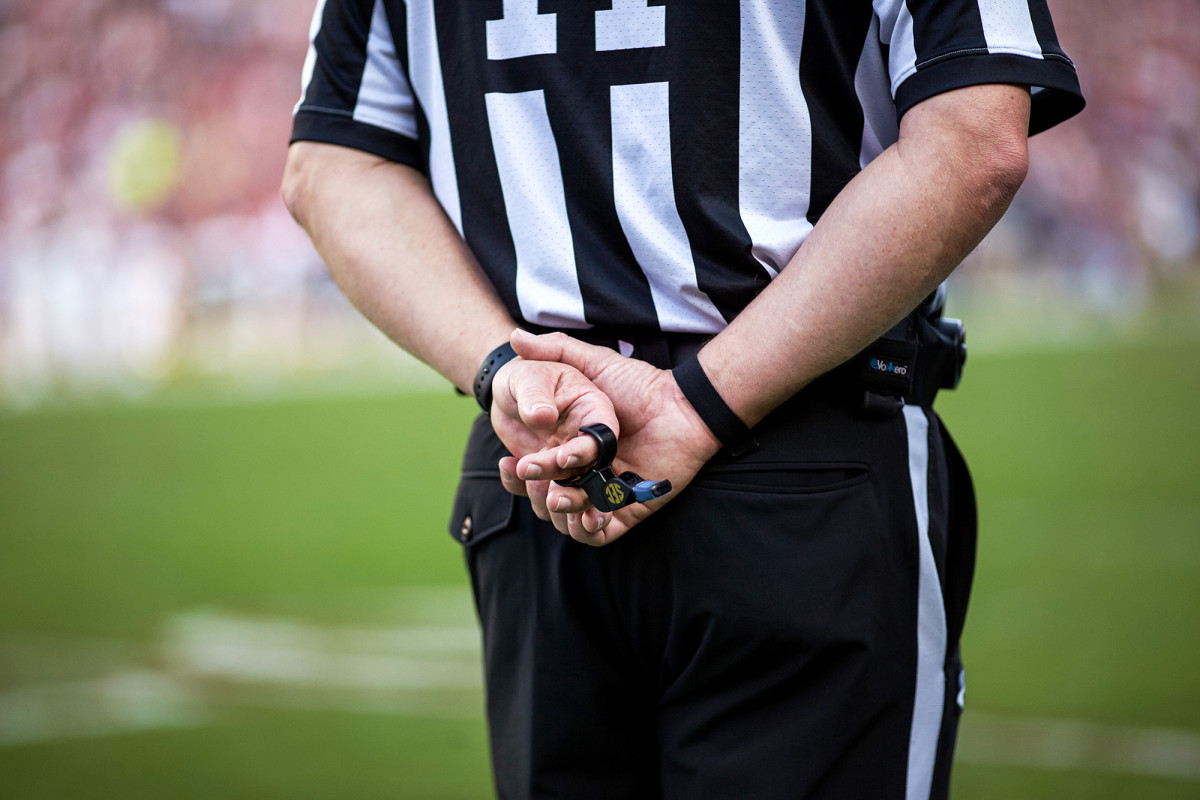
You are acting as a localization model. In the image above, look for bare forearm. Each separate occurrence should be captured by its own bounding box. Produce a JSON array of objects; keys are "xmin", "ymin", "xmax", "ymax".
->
[
  {"xmin": 702, "ymin": 85, "xmax": 1031, "ymax": 425},
  {"xmin": 282, "ymin": 142, "xmax": 515, "ymax": 392}
]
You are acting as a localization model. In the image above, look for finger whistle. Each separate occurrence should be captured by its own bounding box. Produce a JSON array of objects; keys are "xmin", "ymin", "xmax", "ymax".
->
[{"xmin": 554, "ymin": 424, "xmax": 672, "ymax": 512}]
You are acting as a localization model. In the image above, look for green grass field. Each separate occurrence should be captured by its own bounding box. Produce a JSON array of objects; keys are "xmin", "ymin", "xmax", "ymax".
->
[{"xmin": 2, "ymin": 336, "xmax": 1198, "ymax": 798}]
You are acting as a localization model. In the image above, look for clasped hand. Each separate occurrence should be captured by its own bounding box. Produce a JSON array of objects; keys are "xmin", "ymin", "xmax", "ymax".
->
[{"xmin": 489, "ymin": 329, "xmax": 720, "ymax": 546}]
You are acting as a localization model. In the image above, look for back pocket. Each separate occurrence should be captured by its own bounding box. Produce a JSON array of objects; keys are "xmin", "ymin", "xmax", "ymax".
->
[{"xmin": 692, "ymin": 461, "xmax": 869, "ymax": 495}]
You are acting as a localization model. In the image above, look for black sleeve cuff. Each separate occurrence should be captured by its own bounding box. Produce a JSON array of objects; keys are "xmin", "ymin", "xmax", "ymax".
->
[
  {"xmin": 895, "ymin": 53, "xmax": 1085, "ymax": 137},
  {"xmin": 290, "ymin": 109, "xmax": 424, "ymax": 170}
]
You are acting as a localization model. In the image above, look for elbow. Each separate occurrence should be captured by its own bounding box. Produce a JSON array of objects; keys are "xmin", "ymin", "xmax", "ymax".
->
[
  {"xmin": 980, "ymin": 135, "xmax": 1029, "ymax": 208},
  {"xmin": 281, "ymin": 144, "xmax": 318, "ymax": 228},
  {"xmin": 904, "ymin": 84, "xmax": 1032, "ymax": 219},
  {"xmin": 959, "ymin": 97, "xmax": 1031, "ymax": 214},
  {"xmin": 950, "ymin": 129, "xmax": 1028, "ymax": 225}
]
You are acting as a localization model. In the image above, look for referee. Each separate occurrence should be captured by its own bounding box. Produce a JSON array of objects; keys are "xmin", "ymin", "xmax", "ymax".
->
[{"xmin": 282, "ymin": 2, "xmax": 1083, "ymax": 797}]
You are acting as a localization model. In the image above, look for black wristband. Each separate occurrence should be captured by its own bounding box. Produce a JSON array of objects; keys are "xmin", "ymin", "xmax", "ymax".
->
[
  {"xmin": 671, "ymin": 356, "xmax": 759, "ymax": 458},
  {"xmin": 473, "ymin": 342, "xmax": 518, "ymax": 414}
]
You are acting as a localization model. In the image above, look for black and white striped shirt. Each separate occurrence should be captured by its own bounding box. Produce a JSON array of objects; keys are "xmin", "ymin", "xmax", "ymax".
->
[{"xmin": 292, "ymin": 0, "xmax": 1083, "ymax": 336}]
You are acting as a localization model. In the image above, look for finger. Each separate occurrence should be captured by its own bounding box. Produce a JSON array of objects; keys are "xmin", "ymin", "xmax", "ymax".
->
[
  {"xmin": 580, "ymin": 507, "xmax": 611, "ymax": 536},
  {"xmin": 566, "ymin": 512, "xmax": 595, "ymax": 544},
  {"xmin": 495, "ymin": 359, "xmax": 558, "ymax": 430},
  {"xmin": 515, "ymin": 435, "xmax": 601, "ymax": 481},
  {"xmin": 498, "ymin": 458, "xmax": 528, "ymax": 497},
  {"xmin": 514, "ymin": 450, "xmax": 552, "ymax": 481},
  {"xmin": 506, "ymin": 371, "xmax": 561, "ymax": 434},
  {"xmin": 511, "ymin": 329, "xmax": 623, "ymax": 381},
  {"xmin": 567, "ymin": 511, "xmax": 613, "ymax": 547},
  {"xmin": 527, "ymin": 479, "xmax": 552, "ymax": 521},
  {"xmin": 544, "ymin": 484, "xmax": 592, "ymax": 516},
  {"xmin": 554, "ymin": 435, "xmax": 601, "ymax": 471},
  {"xmin": 582, "ymin": 511, "xmax": 634, "ymax": 546}
]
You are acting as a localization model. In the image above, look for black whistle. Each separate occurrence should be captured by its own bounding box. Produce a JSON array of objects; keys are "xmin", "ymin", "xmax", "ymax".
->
[{"xmin": 553, "ymin": 424, "xmax": 672, "ymax": 512}]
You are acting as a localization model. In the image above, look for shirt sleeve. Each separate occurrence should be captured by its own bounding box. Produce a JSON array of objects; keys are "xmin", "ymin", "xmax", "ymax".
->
[
  {"xmin": 872, "ymin": 0, "xmax": 1085, "ymax": 135},
  {"xmin": 290, "ymin": 0, "xmax": 423, "ymax": 168}
]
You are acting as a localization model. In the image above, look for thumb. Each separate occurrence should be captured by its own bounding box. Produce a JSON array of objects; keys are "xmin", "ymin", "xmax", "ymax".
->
[
  {"xmin": 501, "ymin": 361, "xmax": 560, "ymax": 429},
  {"xmin": 510, "ymin": 329, "xmax": 623, "ymax": 380}
]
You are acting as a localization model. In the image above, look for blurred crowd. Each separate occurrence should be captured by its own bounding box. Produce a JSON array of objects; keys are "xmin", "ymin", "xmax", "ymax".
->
[
  {"xmin": 0, "ymin": 0, "xmax": 1197, "ymax": 401},
  {"xmin": 963, "ymin": 0, "xmax": 1200, "ymax": 318},
  {"xmin": 0, "ymin": 0, "xmax": 342, "ymax": 401}
]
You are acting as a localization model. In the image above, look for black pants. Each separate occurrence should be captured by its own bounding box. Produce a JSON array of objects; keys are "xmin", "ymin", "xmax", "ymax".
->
[{"xmin": 449, "ymin": 390, "xmax": 976, "ymax": 799}]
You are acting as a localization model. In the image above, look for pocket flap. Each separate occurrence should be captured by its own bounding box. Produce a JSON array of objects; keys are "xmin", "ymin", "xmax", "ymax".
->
[{"xmin": 447, "ymin": 475, "xmax": 517, "ymax": 548}]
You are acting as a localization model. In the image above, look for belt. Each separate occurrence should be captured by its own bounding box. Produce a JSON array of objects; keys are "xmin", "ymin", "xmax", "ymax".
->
[
  {"xmin": 522, "ymin": 323, "xmax": 709, "ymax": 371},
  {"xmin": 523, "ymin": 311, "xmax": 964, "ymax": 417}
]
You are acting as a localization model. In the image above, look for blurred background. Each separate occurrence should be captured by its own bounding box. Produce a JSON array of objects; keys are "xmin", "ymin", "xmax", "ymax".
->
[
  {"xmin": 0, "ymin": 0, "xmax": 1197, "ymax": 798},
  {"xmin": 0, "ymin": 0, "xmax": 442, "ymax": 408},
  {"xmin": 1, "ymin": 0, "xmax": 1199, "ymax": 403}
]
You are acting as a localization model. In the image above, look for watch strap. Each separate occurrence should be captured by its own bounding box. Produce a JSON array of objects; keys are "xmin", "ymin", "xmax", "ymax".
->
[{"xmin": 473, "ymin": 342, "xmax": 518, "ymax": 414}]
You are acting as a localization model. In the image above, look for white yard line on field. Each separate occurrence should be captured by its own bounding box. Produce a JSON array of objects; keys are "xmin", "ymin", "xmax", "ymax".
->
[
  {"xmin": 959, "ymin": 711, "xmax": 1200, "ymax": 782},
  {"xmin": 163, "ymin": 610, "xmax": 483, "ymax": 691},
  {"xmin": 0, "ymin": 671, "xmax": 211, "ymax": 747},
  {"xmin": 1, "ymin": 601, "xmax": 1198, "ymax": 785}
]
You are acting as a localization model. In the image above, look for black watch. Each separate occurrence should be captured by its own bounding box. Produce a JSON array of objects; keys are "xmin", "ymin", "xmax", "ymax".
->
[{"xmin": 473, "ymin": 342, "xmax": 518, "ymax": 414}]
